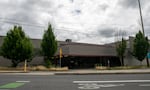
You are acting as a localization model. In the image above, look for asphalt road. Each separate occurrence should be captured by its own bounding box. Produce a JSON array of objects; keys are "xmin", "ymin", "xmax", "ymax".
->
[{"xmin": 0, "ymin": 74, "xmax": 150, "ymax": 90}]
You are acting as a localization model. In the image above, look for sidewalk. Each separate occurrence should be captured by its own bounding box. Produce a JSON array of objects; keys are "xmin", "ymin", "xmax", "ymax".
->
[
  {"xmin": 0, "ymin": 69, "xmax": 150, "ymax": 75},
  {"xmin": 54, "ymin": 69, "xmax": 150, "ymax": 75}
]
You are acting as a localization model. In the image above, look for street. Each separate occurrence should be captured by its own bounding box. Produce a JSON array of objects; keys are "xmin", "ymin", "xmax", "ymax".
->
[{"xmin": 0, "ymin": 74, "xmax": 150, "ymax": 90}]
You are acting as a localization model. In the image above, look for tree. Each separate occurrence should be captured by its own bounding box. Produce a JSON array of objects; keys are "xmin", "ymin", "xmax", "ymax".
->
[
  {"xmin": 116, "ymin": 38, "xmax": 127, "ymax": 66},
  {"xmin": 41, "ymin": 24, "xmax": 57, "ymax": 67},
  {"xmin": 1, "ymin": 26, "xmax": 33, "ymax": 67},
  {"xmin": 133, "ymin": 31, "xmax": 149, "ymax": 62}
]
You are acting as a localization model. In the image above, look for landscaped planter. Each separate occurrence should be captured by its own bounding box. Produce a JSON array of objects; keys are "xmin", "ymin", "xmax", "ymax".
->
[
  {"xmin": 95, "ymin": 66, "xmax": 108, "ymax": 70},
  {"xmin": 49, "ymin": 67, "xmax": 69, "ymax": 71}
]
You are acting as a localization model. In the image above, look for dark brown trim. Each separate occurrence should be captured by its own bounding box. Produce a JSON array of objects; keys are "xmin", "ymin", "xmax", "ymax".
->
[
  {"xmin": 55, "ymin": 54, "xmax": 117, "ymax": 57},
  {"xmin": 59, "ymin": 42, "xmax": 115, "ymax": 48}
]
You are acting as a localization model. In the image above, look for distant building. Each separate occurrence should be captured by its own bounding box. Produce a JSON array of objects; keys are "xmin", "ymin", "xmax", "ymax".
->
[{"xmin": 0, "ymin": 36, "xmax": 149, "ymax": 68}]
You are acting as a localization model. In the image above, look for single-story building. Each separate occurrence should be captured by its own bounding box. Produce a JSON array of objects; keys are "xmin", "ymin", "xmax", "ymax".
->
[
  {"xmin": 0, "ymin": 36, "xmax": 149, "ymax": 68},
  {"xmin": 55, "ymin": 40, "xmax": 120, "ymax": 68}
]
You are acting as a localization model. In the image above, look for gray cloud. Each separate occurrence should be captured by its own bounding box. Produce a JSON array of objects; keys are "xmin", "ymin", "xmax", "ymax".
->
[
  {"xmin": 118, "ymin": 0, "xmax": 138, "ymax": 8},
  {"xmin": 74, "ymin": 10, "xmax": 81, "ymax": 14},
  {"xmin": 98, "ymin": 27, "xmax": 115, "ymax": 38},
  {"xmin": 118, "ymin": 0, "xmax": 148, "ymax": 9},
  {"xmin": 70, "ymin": 0, "xmax": 74, "ymax": 3},
  {"xmin": 99, "ymin": 4, "xmax": 109, "ymax": 11},
  {"xmin": 0, "ymin": 0, "xmax": 55, "ymax": 38},
  {"xmin": 0, "ymin": 0, "xmax": 150, "ymax": 44},
  {"xmin": 13, "ymin": 0, "xmax": 53, "ymax": 23}
]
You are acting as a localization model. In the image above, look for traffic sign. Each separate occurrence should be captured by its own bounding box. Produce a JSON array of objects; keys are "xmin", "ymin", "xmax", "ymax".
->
[{"xmin": 147, "ymin": 53, "xmax": 150, "ymax": 59}]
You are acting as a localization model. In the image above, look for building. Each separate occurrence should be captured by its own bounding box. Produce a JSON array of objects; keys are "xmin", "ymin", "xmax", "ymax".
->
[
  {"xmin": 106, "ymin": 36, "xmax": 150, "ymax": 66},
  {"xmin": 0, "ymin": 36, "xmax": 149, "ymax": 68},
  {"xmin": 55, "ymin": 39, "xmax": 120, "ymax": 68}
]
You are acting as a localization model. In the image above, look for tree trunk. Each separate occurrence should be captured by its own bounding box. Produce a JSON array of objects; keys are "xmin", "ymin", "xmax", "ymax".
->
[
  {"xmin": 146, "ymin": 57, "xmax": 150, "ymax": 67},
  {"xmin": 120, "ymin": 56, "xmax": 124, "ymax": 66},
  {"xmin": 12, "ymin": 60, "xmax": 18, "ymax": 67}
]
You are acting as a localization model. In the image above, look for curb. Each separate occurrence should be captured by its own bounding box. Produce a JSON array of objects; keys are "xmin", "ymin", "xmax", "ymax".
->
[
  {"xmin": 54, "ymin": 72, "xmax": 150, "ymax": 75},
  {"xmin": 1, "ymin": 70, "xmax": 150, "ymax": 75},
  {"xmin": 0, "ymin": 71, "xmax": 28, "ymax": 73}
]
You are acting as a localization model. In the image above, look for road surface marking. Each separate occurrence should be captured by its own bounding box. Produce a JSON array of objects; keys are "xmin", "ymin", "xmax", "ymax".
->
[
  {"xmin": 16, "ymin": 81, "xmax": 30, "ymax": 83},
  {"xmin": 0, "ymin": 82, "xmax": 25, "ymax": 89},
  {"xmin": 74, "ymin": 80, "xmax": 126, "ymax": 89},
  {"xmin": 73, "ymin": 80, "xmax": 150, "ymax": 89},
  {"xmin": 139, "ymin": 84, "xmax": 150, "ymax": 87},
  {"xmin": 78, "ymin": 83, "xmax": 124, "ymax": 89},
  {"xmin": 0, "ymin": 81, "xmax": 30, "ymax": 89},
  {"xmin": 78, "ymin": 83, "xmax": 99, "ymax": 89},
  {"xmin": 73, "ymin": 80, "xmax": 150, "ymax": 83}
]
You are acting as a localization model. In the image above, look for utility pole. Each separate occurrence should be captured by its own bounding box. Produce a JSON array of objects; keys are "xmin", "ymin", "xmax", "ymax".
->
[
  {"xmin": 138, "ymin": 0, "xmax": 145, "ymax": 35},
  {"xmin": 138, "ymin": 0, "xmax": 149, "ymax": 67}
]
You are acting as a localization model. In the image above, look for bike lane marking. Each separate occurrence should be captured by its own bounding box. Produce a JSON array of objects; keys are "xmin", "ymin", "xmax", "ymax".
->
[
  {"xmin": 0, "ymin": 81, "xmax": 30, "ymax": 89},
  {"xmin": 0, "ymin": 82, "xmax": 25, "ymax": 89}
]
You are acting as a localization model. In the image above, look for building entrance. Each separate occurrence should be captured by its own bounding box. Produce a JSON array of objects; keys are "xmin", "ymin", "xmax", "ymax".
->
[{"xmin": 61, "ymin": 56, "xmax": 121, "ymax": 69}]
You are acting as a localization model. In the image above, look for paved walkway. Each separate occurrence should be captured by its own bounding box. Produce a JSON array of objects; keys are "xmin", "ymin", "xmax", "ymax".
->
[
  {"xmin": 0, "ymin": 69, "xmax": 150, "ymax": 75},
  {"xmin": 54, "ymin": 69, "xmax": 150, "ymax": 75}
]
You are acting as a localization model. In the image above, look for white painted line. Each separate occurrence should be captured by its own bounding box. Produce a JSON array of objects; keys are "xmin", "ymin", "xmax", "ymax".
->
[
  {"xmin": 16, "ymin": 81, "xmax": 30, "ymax": 83},
  {"xmin": 73, "ymin": 80, "xmax": 150, "ymax": 83},
  {"xmin": 139, "ymin": 84, "xmax": 150, "ymax": 87}
]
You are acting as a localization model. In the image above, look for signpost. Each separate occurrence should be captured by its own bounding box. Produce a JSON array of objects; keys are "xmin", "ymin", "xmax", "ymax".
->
[
  {"xmin": 24, "ymin": 60, "xmax": 27, "ymax": 72},
  {"xmin": 59, "ymin": 48, "xmax": 62, "ymax": 67}
]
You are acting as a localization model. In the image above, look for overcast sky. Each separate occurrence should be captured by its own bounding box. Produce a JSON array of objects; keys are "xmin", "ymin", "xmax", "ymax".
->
[{"xmin": 0, "ymin": 0, "xmax": 150, "ymax": 44}]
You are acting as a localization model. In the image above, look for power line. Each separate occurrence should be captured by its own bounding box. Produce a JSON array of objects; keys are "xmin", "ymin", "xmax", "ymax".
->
[
  {"xmin": 2, "ymin": 17, "xmax": 150, "ymax": 28},
  {"xmin": 0, "ymin": 18, "xmax": 100, "ymax": 36},
  {"xmin": 0, "ymin": 17, "xmax": 150, "ymax": 38},
  {"xmin": 0, "ymin": 18, "xmax": 45, "ymax": 28}
]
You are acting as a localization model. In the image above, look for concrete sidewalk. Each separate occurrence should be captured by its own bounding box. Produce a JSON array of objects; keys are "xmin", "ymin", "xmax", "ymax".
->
[
  {"xmin": 54, "ymin": 69, "xmax": 150, "ymax": 75},
  {"xmin": 0, "ymin": 69, "xmax": 150, "ymax": 75}
]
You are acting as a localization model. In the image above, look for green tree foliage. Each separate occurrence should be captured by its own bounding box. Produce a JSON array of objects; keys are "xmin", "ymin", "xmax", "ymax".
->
[
  {"xmin": 116, "ymin": 38, "xmax": 127, "ymax": 66},
  {"xmin": 133, "ymin": 31, "xmax": 149, "ymax": 62},
  {"xmin": 41, "ymin": 24, "xmax": 57, "ymax": 67},
  {"xmin": 1, "ymin": 26, "xmax": 33, "ymax": 67}
]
